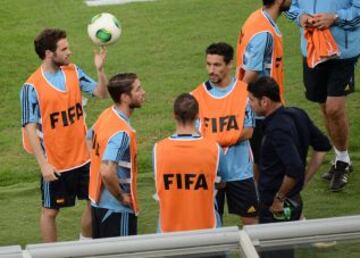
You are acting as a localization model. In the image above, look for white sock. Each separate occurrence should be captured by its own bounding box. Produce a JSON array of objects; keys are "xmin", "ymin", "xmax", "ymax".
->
[
  {"xmin": 334, "ymin": 147, "xmax": 350, "ymax": 164},
  {"xmin": 79, "ymin": 234, "xmax": 92, "ymax": 240}
]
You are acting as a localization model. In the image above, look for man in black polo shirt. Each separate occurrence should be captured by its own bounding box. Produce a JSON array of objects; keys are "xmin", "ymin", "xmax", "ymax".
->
[{"xmin": 248, "ymin": 76, "xmax": 331, "ymax": 258}]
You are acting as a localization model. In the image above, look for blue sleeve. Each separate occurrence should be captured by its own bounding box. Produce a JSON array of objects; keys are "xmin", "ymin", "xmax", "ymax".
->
[
  {"xmin": 217, "ymin": 146, "xmax": 228, "ymax": 180},
  {"xmin": 284, "ymin": 0, "xmax": 304, "ymax": 27},
  {"xmin": 244, "ymin": 102, "xmax": 255, "ymax": 128},
  {"xmin": 86, "ymin": 128, "xmax": 94, "ymax": 140},
  {"xmin": 195, "ymin": 118, "xmax": 200, "ymax": 130},
  {"xmin": 242, "ymin": 32, "xmax": 273, "ymax": 72},
  {"xmin": 336, "ymin": 2, "xmax": 360, "ymax": 30},
  {"xmin": 76, "ymin": 66, "xmax": 97, "ymax": 95},
  {"xmin": 20, "ymin": 84, "xmax": 40, "ymax": 126},
  {"xmin": 102, "ymin": 131, "xmax": 130, "ymax": 162}
]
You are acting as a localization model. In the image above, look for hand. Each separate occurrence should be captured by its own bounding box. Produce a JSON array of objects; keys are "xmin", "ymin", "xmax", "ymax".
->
[
  {"xmin": 40, "ymin": 161, "xmax": 59, "ymax": 182},
  {"xmin": 121, "ymin": 193, "xmax": 133, "ymax": 207},
  {"xmin": 215, "ymin": 181, "xmax": 226, "ymax": 189},
  {"xmin": 312, "ymin": 13, "xmax": 337, "ymax": 30},
  {"xmin": 270, "ymin": 197, "xmax": 284, "ymax": 215},
  {"xmin": 94, "ymin": 46, "xmax": 106, "ymax": 71},
  {"xmin": 299, "ymin": 14, "xmax": 314, "ymax": 28}
]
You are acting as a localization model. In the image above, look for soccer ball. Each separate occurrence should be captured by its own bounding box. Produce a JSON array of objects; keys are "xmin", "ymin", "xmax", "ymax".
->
[{"xmin": 87, "ymin": 13, "xmax": 121, "ymax": 46}]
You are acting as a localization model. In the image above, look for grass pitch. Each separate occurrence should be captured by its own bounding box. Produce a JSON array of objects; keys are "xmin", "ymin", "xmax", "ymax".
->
[{"xmin": 0, "ymin": 0, "xmax": 359, "ymax": 255}]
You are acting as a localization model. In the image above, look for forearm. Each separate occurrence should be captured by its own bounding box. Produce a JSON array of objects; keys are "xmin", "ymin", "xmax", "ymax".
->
[
  {"xmin": 24, "ymin": 124, "xmax": 47, "ymax": 168},
  {"xmin": 336, "ymin": 5, "xmax": 360, "ymax": 30},
  {"xmin": 242, "ymin": 70, "xmax": 259, "ymax": 84},
  {"xmin": 86, "ymin": 138, "xmax": 92, "ymax": 154},
  {"xmin": 305, "ymin": 151, "xmax": 327, "ymax": 185},
  {"xmin": 276, "ymin": 175, "xmax": 297, "ymax": 199},
  {"xmin": 100, "ymin": 163, "xmax": 124, "ymax": 202},
  {"xmin": 270, "ymin": 175, "xmax": 297, "ymax": 214},
  {"xmin": 93, "ymin": 68, "xmax": 109, "ymax": 98},
  {"xmin": 239, "ymin": 127, "xmax": 253, "ymax": 141}
]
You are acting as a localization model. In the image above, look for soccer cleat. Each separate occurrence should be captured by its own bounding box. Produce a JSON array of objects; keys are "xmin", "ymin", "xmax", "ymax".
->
[
  {"xmin": 321, "ymin": 164, "xmax": 336, "ymax": 181},
  {"xmin": 329, "ymin": 161, "xmax": 352, "ymax": 192},
  {"xmin": 322, "ymin": 162, "xmax": 352, "ymax": 181}
]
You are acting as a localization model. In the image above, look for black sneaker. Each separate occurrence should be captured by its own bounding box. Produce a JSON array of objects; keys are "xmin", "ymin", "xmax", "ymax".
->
[
  {"xmin": 329, "ymin": 161, "xmax": 351, "ymax": 192},
  {"xmin": 322, "ymin": 162, "xmax": 353, "ymax": 181},
  {"xmin": 321, "ymin": 164, "xmax": 335, "ymax": 181}
]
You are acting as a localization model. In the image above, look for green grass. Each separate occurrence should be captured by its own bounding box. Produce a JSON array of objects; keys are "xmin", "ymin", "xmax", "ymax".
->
[{"xmin": 0, "ymin": 0, "xmax": 359, "ymax": 255}]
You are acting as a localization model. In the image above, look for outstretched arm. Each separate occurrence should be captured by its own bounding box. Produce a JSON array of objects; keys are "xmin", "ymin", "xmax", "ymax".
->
[{"xmin": 92, "ymin": 46, "xmax": 109, "ymax": 98}]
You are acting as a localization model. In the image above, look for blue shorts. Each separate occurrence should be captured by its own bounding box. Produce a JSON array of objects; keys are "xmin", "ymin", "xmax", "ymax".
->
[{"xmin": 91, "ymin": 206, "xmax": 137, "ymax": 238}]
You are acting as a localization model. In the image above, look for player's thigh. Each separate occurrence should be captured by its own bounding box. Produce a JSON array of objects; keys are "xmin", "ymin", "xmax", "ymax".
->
[
  {"xmin": 303, "ymin": 57, "xmax": 329, "ymax": 103},
  {"xmin": 92, "ymin": 207, "xmax": 137, "ymax": 238},
  {"xmin": 327, "ymin": 58, "xmax": 357, "ymax": 97},
  {"xmin": 40, "ymin": 172, "xmax": 76, "ymax": 209}
]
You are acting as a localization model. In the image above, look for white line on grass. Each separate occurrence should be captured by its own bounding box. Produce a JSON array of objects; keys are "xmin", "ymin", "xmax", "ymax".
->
[{"xmin": 85, "ymin": 0, "xmax": 157, "ymax": 6}]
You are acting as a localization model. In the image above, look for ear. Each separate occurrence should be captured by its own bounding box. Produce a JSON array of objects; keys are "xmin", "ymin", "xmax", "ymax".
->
[
  {"xmin": 44, "ymin": 49, "xmax": 53, "ymax": 59},
  {"xmin": 120, "ymin": 93, "xmax": 129, "ymax": 104},
  {"xmin": 261, "ymin": 96, "xmax": 270, "ymax": 106},
  {"xmin": 227, "ymin": 59, "xmax": 234, "ymax": 69}
]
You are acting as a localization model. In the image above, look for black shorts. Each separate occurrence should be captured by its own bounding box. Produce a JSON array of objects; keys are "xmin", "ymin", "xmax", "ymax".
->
[
  {"xmin": 303, "ymin": 56, "xmax": 357, "ymax": 103},
  {"xmin": 250, "ymin": 118, "xmax": 264, "ymax": 165},
  {"xmin": 91, "ymin": 206, "xmax": 137, "ymax": 238},
  {"xmin": 41, "ymin": 163, "xmax": 90, "ymax": 209},
  {"xmin": 216, "ymin": 178, "xmax": 259, "ymax": 218}
]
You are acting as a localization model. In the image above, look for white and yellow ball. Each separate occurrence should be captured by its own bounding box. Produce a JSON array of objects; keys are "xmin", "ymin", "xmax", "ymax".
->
[{"xmin": 87, "ymin": 13, "xmax": 121, "ymax": 46}]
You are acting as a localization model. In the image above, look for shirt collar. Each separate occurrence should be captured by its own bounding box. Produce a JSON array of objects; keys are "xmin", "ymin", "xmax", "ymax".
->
[
  {"xmin": 262, "ymin": 9, "xmax": 282, "ymax": 35},
  {"xmin": 208, "ymin": 77, "xmax": 236, "ymax": 91},
  {"xmin": 170, "ymin": 133, "xmax": 201, "ymax": 139},
  {"xmin": 113, "ymin": 106, "xmax": 130, "ymax": 122},
  {"xmin": 264, "ymin": 106, "xmax": 285, "ymax": 126}
]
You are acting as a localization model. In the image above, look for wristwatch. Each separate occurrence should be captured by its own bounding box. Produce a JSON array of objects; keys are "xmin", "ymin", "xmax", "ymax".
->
[{"xmin": 275, "ymin": 192, "xmax": 286, "ymax": 202}]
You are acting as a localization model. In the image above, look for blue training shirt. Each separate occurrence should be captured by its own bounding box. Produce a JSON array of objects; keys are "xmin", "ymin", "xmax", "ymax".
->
[
  {"xmin": 242, "ymin": 9, "xmax": 281, "ymax": 77},
  {"xmin": 198, "ymin": 78, "xmax": 255, "ymax": 181},
  {"xmin": 20, "ymin": 65, "xmax": 97, "ymax": 127},
  {"xmin": 87, "ymin": 108, "xmax": 134, "ymax": 213},
  {"xmin": 242, "ymin": 9, "xmax": 280, "ymax": 121}
]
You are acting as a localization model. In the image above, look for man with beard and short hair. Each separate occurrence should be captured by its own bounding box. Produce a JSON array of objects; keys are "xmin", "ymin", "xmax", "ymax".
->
[
  {"xmin": 191, "ymin": 42, "xmax": 259, "ymax": 226},
  {"xmin": 20, "ymin": 28, "xmax": 108, "ymax": 242},
  {"xmin": 88, "ymin": 73, "xmax": 145, "ymax": 238},
  {"xmin": 236, "ymin": 0, "xmax": 291, "ymax": 181},
  {"xmin": 248, "ymin": 76, "xmax": 331, "ymax": 258}
]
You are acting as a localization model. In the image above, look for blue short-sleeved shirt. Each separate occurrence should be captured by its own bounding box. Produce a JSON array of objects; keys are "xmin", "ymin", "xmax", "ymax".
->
[
  {"xmin": 20, "ymin": 65, "xmax": 96, "ymax": 127},
  {"xmin": 198, "ymin": 78, "xmax": 255, "ymax": 181},
  {"xmin": 242, "ymin": 10, "xmax": 281, "ymax": 76},
  {"xmin": 87, "ymin": 108, "xmax": 134, "ymax": 213}
]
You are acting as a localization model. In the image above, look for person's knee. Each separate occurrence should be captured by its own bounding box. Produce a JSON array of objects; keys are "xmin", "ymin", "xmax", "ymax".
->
[
  {"xmin": 42, "ymin": 208, "xmax": 59, "ymax": 219},
  {"xmin": 241, "ymin": 216, "xmax": 258, "ymax": 225},
  {"xmin": 325, "ymin": 105, "xmax": 345, "ymax": 120},
  {"xmin": 325, "ymin": 98, "xmax": 346, "ymax": 120}
]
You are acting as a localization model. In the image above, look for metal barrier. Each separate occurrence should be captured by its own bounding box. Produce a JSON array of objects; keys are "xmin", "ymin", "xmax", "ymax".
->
[
  {"xmin": 2, "ymin": 215, "xmax": 360, "ymax": 258},
  {"xmin": 244, "ymin": 215, "xmax": 360, "ymax": 251},
  {"xmin": 0, "ymin": 245, "xmax": 23, "ymax": 258},
  {"xmin": 25, "ymin": 226, "xmax": 256, "ymax": 258}
]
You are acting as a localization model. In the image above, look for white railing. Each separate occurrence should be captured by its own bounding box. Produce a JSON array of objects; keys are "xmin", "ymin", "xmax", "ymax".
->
[{"xmin": 1, "ymin": 215, "xmax": 359, "ymax": 258}]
